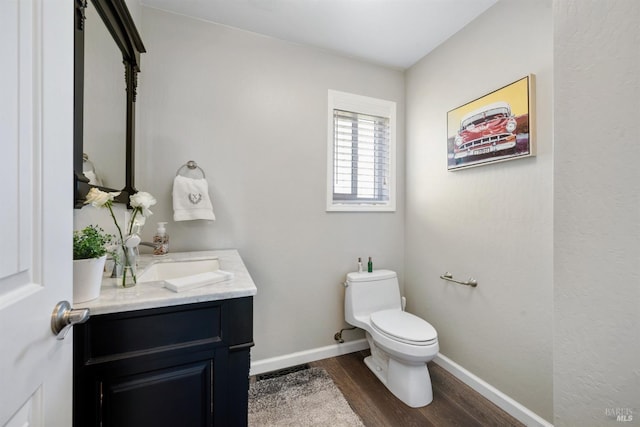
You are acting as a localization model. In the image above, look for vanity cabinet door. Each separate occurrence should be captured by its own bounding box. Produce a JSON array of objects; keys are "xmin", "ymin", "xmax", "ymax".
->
[{"xmin": 103, "ymin": 359, "xmax": 213, "ymax": 427}]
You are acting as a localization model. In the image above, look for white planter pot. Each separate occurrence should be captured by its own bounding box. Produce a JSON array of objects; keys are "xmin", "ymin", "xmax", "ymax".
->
[{"xmin": 73, "ymin": 255, "xmax": 107, "ymax": 303}]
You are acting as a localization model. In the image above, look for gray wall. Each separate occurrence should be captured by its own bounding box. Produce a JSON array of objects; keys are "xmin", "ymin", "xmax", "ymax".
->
[
  {"xmin": 136, "ymin": 7, "xmax": 405, "ymax": 360},
  {"xmin": 553, "ymin": 1, "xmax": 640, "ymax": 425},
  {"xmin": 404, "ymin": 0, "xmax": 553, "ymax": 420}
]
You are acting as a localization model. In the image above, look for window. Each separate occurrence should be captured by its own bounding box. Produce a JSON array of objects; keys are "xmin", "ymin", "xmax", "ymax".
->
[{"xmin": 327, "ymin": 90, "xmax": 396, "ymax": 212}]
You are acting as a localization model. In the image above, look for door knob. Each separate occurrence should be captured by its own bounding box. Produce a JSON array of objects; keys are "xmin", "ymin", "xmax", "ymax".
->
[{"xmin": 51, "ymin": 300, "xmax": 90, "ymax": 340}]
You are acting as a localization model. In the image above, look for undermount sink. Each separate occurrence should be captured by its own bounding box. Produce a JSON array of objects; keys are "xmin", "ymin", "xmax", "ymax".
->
[{"xmin": 137, "ymin": 257, "xmax": 220, "ymax": 283}]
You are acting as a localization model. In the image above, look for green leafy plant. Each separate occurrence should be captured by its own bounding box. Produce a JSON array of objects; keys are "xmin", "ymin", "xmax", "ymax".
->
[{"xmin": 73, "ymin": 225, "xmax": 112, "ymax": 260}]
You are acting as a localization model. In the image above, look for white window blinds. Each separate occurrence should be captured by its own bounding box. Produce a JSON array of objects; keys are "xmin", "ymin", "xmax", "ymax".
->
[
  {"xmin": 327, "ymin": 90, "xmax": 396, "ymax": 212},
  {"xmin": 332, "ymin": 109, "xmax": 390, "ymax": 204}
]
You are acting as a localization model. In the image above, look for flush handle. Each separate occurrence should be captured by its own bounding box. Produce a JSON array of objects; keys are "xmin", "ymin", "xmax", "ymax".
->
[{"xmin": 50, "ymin": 300, "xmax": 90, "ymax": 340}]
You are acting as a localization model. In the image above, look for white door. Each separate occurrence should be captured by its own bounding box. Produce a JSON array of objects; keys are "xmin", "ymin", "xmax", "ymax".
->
[{"xmin": 0, "ymin": 1, "xmax": 75, "ymax": 425}]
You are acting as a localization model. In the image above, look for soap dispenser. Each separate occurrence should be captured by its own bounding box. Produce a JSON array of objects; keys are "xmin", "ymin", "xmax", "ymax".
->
[{"xmin": 153, "ymin": 222, "xmax": 169, "ymax": 256}]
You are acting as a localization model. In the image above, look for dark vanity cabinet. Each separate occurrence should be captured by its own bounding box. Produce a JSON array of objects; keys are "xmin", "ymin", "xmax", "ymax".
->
[{"xmin": 73, "ymin": 297, "xmax": 253, "ymax": 427}]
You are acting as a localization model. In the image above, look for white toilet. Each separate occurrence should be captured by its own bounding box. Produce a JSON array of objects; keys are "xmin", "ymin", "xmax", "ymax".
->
[{"xmin": 344, "ymin": 269, "xmax": 439, "ymax": 408}]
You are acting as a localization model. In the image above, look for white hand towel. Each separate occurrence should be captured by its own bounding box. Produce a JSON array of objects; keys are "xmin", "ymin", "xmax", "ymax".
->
[
  {"xmin": 173, "ymin": 175, "xmax": 216, "ymax": 221},
  {"xmin": 164, "ymin": 270, "xmax": 234, "ymax": 292}
]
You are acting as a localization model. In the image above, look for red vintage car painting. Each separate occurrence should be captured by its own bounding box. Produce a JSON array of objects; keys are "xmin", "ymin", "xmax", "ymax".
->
[
  {"xmin": 453, "ymin": 101, "xmax": 517, "ymax": 164},
  {"xmin": 447, "ymin": 75, "xmax": 534, "ymax": 170}
]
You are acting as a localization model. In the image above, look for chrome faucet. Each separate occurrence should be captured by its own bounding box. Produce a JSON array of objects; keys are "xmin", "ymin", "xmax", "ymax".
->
[
  {"xmin": 139, "ymin": 241, "xmax": 160, "ymax": 249},
  {"xmin": 139, "ymin": 241, "xmax": 168, "ymax": 256}
]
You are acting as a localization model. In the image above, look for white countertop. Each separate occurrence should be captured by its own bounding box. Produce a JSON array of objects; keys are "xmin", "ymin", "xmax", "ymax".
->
[{"xmin": 76, "ymin": 249, "xmax": 257, "ymax": 315}]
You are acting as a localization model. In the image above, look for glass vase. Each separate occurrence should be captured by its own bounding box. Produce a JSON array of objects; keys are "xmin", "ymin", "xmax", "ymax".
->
[{"xmin": 114, "ymin": 244, "xmax": 137, "ymax": 288}]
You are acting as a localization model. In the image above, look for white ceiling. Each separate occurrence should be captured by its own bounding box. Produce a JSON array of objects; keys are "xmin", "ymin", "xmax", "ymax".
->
[{"xmin": 140, "ymin": 0, "xmax": 498, "ymax": 69}]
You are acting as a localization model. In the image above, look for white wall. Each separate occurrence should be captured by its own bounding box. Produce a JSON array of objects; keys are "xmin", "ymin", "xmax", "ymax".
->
[
  {"xmin": 404, "ymin": 0, "xmax": 553, "ymax": 420},
  {"xmin": 136, "ymin": 7, "xmax": 405, "ymax": 360},
  {"xmin": 553, "ymin": 1, "xmax": 640, "ymax": 425}
]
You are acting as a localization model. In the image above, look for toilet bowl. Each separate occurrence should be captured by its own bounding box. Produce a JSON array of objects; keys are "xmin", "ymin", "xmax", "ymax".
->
[{"xmin": 344, "ymin": 270, "xmax": 439, "ymax": 408}]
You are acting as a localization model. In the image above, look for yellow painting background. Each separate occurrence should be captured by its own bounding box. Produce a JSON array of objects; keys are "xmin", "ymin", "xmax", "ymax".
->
[{"xmin": 447, "ymin": 76, "xmax": 529, "ymax": 138}]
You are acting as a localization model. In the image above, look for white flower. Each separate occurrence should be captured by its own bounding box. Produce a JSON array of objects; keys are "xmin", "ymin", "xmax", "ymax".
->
[
  {"xmin": 127, "ymin": 191, "xmax": 157, "ymax": 235},
  {"xmin": 84, "ymin": 187, "xmax": 120, "ymax": 208},
  {"xmin": 130, "ymin": 191, "xmax": 157, "ymax": 217}
]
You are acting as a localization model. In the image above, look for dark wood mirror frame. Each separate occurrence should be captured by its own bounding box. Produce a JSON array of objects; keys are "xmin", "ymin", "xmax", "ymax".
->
[{"xmin": 74, "ymin": 0, "xmax": 146, "ymax": 208}]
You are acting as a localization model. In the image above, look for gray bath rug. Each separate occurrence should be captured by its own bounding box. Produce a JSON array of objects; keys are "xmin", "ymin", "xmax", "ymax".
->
[{"xmin": 248, "ymin": 367, "xmax": 364, "ymax": 426}]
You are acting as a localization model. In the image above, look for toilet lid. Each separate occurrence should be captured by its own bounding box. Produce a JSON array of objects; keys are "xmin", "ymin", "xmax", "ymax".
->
[{"xmin": 371, "ymin": 309, "xmax": 437, "ymax": 345}]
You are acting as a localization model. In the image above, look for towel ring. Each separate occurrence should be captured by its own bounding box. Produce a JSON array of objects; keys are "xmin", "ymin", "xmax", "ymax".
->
[{"xmin": 176, "ymin": 160, "xmax": 206, "ymax": 179}]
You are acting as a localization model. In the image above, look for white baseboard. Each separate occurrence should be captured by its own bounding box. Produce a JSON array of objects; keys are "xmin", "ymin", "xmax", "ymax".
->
[
  {"xmin": 433, "ymin": 353, "xmax": 553, "ymax": 427},
  {"xmin": 250, "ymin": 339, "xmax": 369, "ymax": 376}
]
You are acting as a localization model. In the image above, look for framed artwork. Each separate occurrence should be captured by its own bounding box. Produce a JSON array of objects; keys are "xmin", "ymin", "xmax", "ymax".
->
[{"xmin": 447, "ymin": 75, "xmax": 535, "ymax": 171}]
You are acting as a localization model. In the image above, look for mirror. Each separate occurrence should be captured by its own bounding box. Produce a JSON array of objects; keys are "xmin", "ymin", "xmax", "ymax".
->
[
  {"xmin": 83, "ymin": 3, "xmax": 126, "ymax": 190},
  {"xmin": 74, "ymin": 0, "xmax": 145, "ymax": 207}
]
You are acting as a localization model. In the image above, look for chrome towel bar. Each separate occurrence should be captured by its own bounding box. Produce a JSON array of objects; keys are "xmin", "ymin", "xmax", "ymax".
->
[{"xmin": 440, "ymin": 272, "xmax": 478, "ymax": 288}]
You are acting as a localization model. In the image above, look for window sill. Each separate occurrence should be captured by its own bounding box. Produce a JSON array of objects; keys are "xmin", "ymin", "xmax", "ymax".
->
[{"xmin": 326, "ymin": 203, "xmax": 396, "ymax": 212}]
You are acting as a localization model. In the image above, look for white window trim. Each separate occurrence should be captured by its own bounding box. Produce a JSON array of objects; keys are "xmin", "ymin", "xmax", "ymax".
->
[{"xmin": 326, "ymin": 90, "xmax": 396, "ymax": 212}]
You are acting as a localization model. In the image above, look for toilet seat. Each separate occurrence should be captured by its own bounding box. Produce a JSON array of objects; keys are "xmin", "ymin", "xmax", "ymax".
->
[{"xmin": 371, "ymin": 309, "xmax": 437, "ymax": 346}]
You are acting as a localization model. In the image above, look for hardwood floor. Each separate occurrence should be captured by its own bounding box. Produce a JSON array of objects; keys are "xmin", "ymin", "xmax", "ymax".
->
[{"xmin": 309, "ymin": 350, "xmax": 525, "ymax": 427}]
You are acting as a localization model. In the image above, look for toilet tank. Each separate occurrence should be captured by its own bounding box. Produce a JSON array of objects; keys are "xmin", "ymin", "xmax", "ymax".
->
[{"xmin": 345, "ymin": 270, "xmax": 401, "ymax": 327}]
